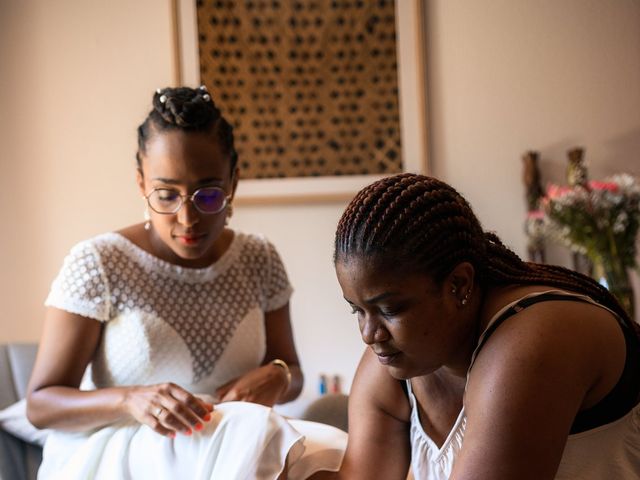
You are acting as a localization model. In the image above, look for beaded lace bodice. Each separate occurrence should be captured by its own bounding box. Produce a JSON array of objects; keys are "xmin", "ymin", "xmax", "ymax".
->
[{"xmin": 45, "ymin": 231, "xmax": 292, "ymax": 394}]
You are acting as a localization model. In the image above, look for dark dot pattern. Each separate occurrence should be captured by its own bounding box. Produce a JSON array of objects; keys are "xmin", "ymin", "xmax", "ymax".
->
[{"xmin": 196, "ymin": 0, "xmax": 403, "ymax": 179}]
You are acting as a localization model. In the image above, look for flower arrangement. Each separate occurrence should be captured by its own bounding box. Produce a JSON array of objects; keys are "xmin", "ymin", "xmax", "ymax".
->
[
  {"xmin": 540, "ymin": 173, "xmax": 640, "ymax": 317},
  {"xmin": 543, "ymin": 175, "xmax": 640, "ymax": 265}
]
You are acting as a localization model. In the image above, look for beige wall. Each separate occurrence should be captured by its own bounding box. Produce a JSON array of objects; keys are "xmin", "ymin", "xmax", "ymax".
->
[
  {"xmin": 426, "ymin": 0, "xmax": 640, "ymax": 317},
  {"xmin": 1, "ymin": 0, "xmax": 175, "ymax": 341},
  {"xmin": 1, "ymin": 0, "xmax": 639, "ymax": 412}
]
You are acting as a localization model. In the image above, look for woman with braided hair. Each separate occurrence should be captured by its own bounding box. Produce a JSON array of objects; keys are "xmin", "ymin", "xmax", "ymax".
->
[
  {"xmin": 313, "ymin": 173, "xmax": 640, "ymax": 479},
  {"xmin": 24, "ymin": 86, "xmax": 346, "ymax": 479}
]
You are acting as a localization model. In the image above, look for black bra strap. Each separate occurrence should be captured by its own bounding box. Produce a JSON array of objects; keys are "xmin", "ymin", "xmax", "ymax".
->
[{"xmin": 474, "ymin": 293, "xmax": 595, "ymax": 357}]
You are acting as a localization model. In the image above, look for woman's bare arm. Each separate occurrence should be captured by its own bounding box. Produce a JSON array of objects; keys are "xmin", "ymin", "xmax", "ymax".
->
[
  {"xmin": 310, "ymin": 347, "xmax": 412, "ymax": 480},
  {"xmin": 216, "ymin": 303, "xmax": 304, "ymax": 406},
  {"xmin": 451, "ymin": 301, "xmax": 626, "ymax": 479},
  {"xmin": 27, "ymin": 307, "xmax": 211, "ymax": 436},
  {"xmin": 262, "ymin": 303, "xmax": 303, "ymax": 402}
]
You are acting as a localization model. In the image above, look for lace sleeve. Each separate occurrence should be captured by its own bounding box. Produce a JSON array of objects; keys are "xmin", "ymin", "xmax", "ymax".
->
[
  {"xmin": 262, "ymin": 239, "xmax": 293, "ymax": 312},
  {"xmin": 44, "ymin": 240, "xmax": 111, "ymax": 322}
]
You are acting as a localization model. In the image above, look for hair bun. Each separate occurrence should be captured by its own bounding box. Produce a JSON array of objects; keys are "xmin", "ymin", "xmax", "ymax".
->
[
  {"xmin": 152, "ymin": 87, "xmax": 218, "ymax": 128},
  {"xmin": 137, "ymin": 85, "xmax": 238, "ymax": 176}
]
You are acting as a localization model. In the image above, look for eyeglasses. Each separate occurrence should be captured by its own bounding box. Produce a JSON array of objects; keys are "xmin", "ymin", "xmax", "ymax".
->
[{"xmin": 145, "ymin": 186, "xmax": 231, "ymax": 215}]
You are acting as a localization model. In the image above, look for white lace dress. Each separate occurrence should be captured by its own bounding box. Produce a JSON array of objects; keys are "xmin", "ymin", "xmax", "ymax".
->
[{"xmin": 38, "ymin": 231, "xmax": 346, "ymax": 480}]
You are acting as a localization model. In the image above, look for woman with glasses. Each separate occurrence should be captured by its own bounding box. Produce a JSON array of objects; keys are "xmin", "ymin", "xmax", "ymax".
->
[
  {"xmin": 312, "ymin": 173, "xmax": 640, "ymax": 479},
  {"xmin": 25, "ymin": 86, "xmax": 346, "ymax": 479}
]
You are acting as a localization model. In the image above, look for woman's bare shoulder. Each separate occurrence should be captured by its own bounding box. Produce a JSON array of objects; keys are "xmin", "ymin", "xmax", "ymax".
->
[
  {"xmin": 351, "ymin": 348, "xmax": 411, "ymax": 423},
  {"xmin": 115, "ymin": 224, "xmax": 157, "ymax": 254},
  {"xmin": 333, "ymin": 348, "xmax": 412, "ymax": 480},
  {"xmin": 453, "ymin": 291, "xmax": 626, "ymax": 479},
  {"xmin": 116, "ymin": 223, "xmax": 145, "ymax": 243},
  {"xmin": 469, "ymin": 287, "xmax": 626, "ymax": 415}
]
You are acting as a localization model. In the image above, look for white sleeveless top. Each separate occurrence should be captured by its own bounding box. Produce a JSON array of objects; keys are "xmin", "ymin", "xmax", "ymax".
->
[{"xmin": 408, "ymin": 291, "xmax": 640, "ymax": 479}]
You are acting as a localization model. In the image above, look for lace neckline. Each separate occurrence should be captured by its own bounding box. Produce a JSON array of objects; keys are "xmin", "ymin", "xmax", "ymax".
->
[{"xmin": 99, "ymin": 231, "xmax": 244, "ymax": 283}]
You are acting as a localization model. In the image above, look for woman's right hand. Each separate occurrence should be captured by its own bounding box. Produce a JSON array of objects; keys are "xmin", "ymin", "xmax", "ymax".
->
[
  {"xmin": 124, "ymin": 383, "xmax": 214, "ymax": 438},
  {"xmin": 27, "ymin": 309, "xmax": 215, "ymax": 435}
]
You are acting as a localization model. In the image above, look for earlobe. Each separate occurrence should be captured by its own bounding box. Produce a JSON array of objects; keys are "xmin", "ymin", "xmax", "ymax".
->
[
  {"xmin": 136, "ymin": 168, "xmax": 146, "ymax": 196},
  {"xmin": 448, "ymin": 262, "xmax": 476, "ymax": 307},
  {"xmin": 461, "ymin": 289, "xmax": 472, "ymax": 306}
]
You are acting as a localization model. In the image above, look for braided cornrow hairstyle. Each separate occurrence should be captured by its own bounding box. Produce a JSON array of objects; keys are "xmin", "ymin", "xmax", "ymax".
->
[
  {"xmin": 136, "ymin": 86, "xmax": 238, "ymax": 173},
  {"xmin": 335, "ymin": 173, "xmax": 633, "ymax": 326}
]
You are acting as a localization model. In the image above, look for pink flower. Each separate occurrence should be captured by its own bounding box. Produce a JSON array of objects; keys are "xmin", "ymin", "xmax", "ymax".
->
[
  {"xmin": 588, "ymin": 180, "xmax": 619, "ymax": 192},
  {"xmin": 527, "ymin": 210, "xmax": 545, "ymax": 219},
  {"xmin": 546, "ymin": 184, "xmax": 573, "ymax": 199}
]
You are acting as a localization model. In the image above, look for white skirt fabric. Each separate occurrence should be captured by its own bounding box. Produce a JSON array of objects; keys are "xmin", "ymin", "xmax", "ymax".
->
[{"xmin": 38, "ymin": 402, "xmax": 347, "ymax": 480}]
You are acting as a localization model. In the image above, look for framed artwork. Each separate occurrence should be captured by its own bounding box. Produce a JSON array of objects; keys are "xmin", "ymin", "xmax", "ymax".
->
[{"xmin": 171, "ymin": 0, "xmax": 428, "ymax": 204}]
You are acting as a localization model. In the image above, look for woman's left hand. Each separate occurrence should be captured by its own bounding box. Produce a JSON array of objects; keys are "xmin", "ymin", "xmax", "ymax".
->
[{"xmin": 215, "ymin": 363, "xmax": 289, "ymax": 407}]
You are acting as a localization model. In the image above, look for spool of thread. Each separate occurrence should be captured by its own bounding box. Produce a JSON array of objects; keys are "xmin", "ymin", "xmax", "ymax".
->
[
  {"xmin": 319, "ymin": 374, "xmax": 328, "ymax": 395},
  {"xmin": 331, "ymin": 375, "xmax": 342, "ymax": 394}
]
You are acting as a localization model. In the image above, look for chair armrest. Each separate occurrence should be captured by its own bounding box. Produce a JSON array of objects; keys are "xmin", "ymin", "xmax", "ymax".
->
[
  {"xmin": 301, "ymin": 394, "xmax": 349, "ymax": 433},
  {"xmin": 0, "ymin": 429, "xmax": 28, "ymax": 480}
]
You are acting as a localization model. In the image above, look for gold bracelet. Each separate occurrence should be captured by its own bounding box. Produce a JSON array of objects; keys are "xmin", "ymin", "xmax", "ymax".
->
[{"xmin": 271, "ymin": 359, "xmax": 292, "ymax": 388}]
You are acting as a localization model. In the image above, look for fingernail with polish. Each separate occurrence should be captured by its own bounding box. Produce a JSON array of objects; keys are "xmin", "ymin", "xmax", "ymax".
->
[
  {"xmin": 203, "ymin": 413, "xmax": 211, "ymax": 421},
  {"xmin": 184, "ymin": 429, "xmax": 192, "ymax": 436},
  {"xmin": 194, "ymin": 423, "xmax": 203, "ymax": 431}
]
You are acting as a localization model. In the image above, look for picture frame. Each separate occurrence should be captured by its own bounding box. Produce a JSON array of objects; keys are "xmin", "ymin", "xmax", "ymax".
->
[{"xmin": 171, "ymin": 0, "xmax": 428, "ymax": 204}]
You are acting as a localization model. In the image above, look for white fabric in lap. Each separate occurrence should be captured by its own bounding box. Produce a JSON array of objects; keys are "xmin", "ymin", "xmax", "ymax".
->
[
  {"xmin": 287, "ymin": 419, "xmax": 348, "ymax": 479},
  {"xmin": 0, "ymin": 399, "xmax": 50, "ymax": 446},
  {"xmin": 39, "ymin": 403, "xmax": 346, "ymax": 480}
]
